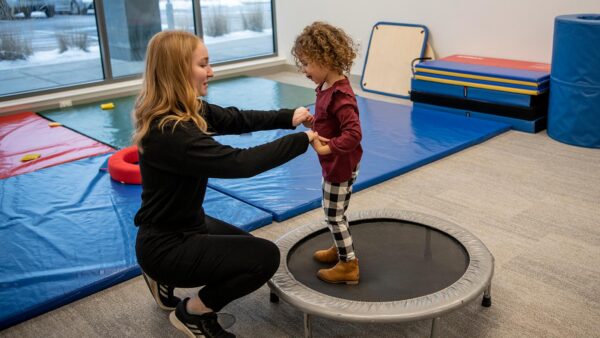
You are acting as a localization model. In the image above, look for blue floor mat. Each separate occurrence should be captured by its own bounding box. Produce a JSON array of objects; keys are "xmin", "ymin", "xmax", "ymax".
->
[
  {"xmin": 0, "ymin": 154, "xmax": 272, "ymax": 329},
  {"xmin": 209, "ymin": 96, "xmax": 510, "ymax": 221},
  {"xmin": 413, "ymin": 102, "xmax": 547, "ymax": 133}
]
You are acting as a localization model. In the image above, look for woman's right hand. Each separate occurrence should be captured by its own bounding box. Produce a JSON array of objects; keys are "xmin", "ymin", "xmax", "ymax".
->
[{"xmin": 293, "ymin": 107, "xmax": 314, "ymax": 127}]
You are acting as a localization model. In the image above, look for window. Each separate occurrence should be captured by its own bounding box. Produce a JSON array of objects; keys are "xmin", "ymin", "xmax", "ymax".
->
[
  {"xmin": 0, "ymin": 0, "xmax": 276, "ymax": 99},
  {"xmin": 0, "ymin": 0, "xmax": 103, "ymax": 97},
  {"xmin": 105, "ymin": 0, "xmax": 195, "ymax": 78},
  {"xmin": 201, "ymin": 0, "xmax": 274, "ymax": 63}
]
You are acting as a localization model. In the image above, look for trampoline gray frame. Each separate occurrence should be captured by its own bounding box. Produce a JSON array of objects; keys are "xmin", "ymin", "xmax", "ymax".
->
[{"xmin": 268, "ymin": 209, "xmax": 494, "ymax": 337}]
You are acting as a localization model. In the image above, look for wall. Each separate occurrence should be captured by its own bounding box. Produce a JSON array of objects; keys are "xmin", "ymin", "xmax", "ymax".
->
[{"xmin": 275, "ymin": 0, "xmax": 600, "ymax": 75}]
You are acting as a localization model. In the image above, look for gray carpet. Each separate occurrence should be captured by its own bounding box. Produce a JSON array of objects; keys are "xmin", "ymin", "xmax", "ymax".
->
[{"xmin": 2, "ymin": 72, "xmax": 599, "ymax": 338}]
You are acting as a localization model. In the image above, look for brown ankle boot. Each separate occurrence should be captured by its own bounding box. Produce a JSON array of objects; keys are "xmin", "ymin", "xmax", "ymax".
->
[
  {"xmin": 313, "ymin": 245, "xmax": 339, "ymax": 264},
  {"xmin": 317, "ymin": 259, "xmax": 359, "ymax": 285}
]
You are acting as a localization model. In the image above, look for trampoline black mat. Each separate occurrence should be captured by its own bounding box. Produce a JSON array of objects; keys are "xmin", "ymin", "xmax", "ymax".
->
[{"xmin": 287, "ymin": 219, "xmax": 469, "ymax": 302}]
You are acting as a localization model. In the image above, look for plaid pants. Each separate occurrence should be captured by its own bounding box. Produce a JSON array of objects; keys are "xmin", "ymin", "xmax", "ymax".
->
[{"xmin": 322, "ymin": 166, "xmax": 359, "ymax": 262}]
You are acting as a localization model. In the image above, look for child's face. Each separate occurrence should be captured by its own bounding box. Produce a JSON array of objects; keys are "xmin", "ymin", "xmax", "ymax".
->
[
  {"xmin": 301, "ymin": 59, "xmax": 330, "ymax": 85},
  {"xmin": 190, "ymin": 42, "xmax": 213, "ymax": 97}
]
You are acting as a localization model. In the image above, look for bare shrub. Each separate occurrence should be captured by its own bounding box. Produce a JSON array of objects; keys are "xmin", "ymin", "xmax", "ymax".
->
[
  {"xmin": 174, "ymin": 12, "xmax": 194, "ymax": 31},
  {"xmin": 0, "ymin": 33, "xmax": 32, "ymax": 60},
  {"xmin": 56, "ymin": 33, "xmax": 69, "ymax": 53},
  {"xmin": 203, "ymin": 5, "xmax": 229, "ymax": 37},
  {"xmin": 71, "ymin": 33, "xmax": 89, "ymax": 52},
  {"xmin": 55, "ymin": 32, "xmax": 89, "ymax": 53},
  {"xmin": 242, "ymin": 3, "xmax": 264, "ymax": 32},
  {"xmin": 0, "ymin": 0, "xmax": 14, "ymax": 20}
]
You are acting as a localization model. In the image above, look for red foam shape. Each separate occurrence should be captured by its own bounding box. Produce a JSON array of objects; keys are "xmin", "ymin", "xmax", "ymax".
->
[
  {"xmin": 107, "ymin": 145, "xmax": 141, "ymax": 184},
  {"xmin": 0, "ymin": 112, "xmax": 115, "ymax": 179}
]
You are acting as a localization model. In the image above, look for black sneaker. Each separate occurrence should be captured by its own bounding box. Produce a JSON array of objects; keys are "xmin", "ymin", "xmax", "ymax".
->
[
  {"xmin": 169, "ymin": 298, "xmax": 236, "ymax": 338},
  {"xmin": 141, "ymin": 272, "xmax": 181, "ymax": 311}
]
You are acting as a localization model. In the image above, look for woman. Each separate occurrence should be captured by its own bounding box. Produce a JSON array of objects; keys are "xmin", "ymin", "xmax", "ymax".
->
[{"xmin": 132, "ymin": 31, "xmax": 316, "ymax": 338}]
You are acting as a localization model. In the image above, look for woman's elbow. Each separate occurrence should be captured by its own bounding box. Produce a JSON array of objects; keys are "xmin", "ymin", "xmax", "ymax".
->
[{"xmin": 239, "ymin": 161, "xmax": 265, "ymax": 178}]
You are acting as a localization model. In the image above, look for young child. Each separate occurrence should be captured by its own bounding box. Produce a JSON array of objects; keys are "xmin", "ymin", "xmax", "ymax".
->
[{"xmin": 292, "ymin": 22, "xmax": 363, "ymax": 284}]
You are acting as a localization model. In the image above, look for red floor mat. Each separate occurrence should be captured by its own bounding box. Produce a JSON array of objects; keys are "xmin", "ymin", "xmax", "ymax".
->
[{"xmin": 0, "ymin": 112, "xmax": 114, "ymax": 179}]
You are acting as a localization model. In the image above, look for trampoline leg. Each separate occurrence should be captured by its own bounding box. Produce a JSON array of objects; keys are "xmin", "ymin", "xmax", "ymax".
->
[
  {"xmin": 430, "ymin": 317, "xmax": 441, "ymax": 338},
  {"xmin": 303, "ymin": 313, "xmax": 312, "ymax": 338},
  {"xmin": 482, "ymin": 284, "xmax": 492, "ymax": 307},
  {"xmin": 270, "ymin": 292, "xmax": 279, "ymax": 303}
]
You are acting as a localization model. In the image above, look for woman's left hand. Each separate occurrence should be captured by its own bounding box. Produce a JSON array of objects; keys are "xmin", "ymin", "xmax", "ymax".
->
[{"xmin": 292, "ymin": 107, "xmax": 314, "ymax": 127}]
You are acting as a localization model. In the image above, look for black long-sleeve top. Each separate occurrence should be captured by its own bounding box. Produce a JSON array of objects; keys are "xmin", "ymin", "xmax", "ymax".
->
[{"xmin": 134, "ymin": 101, "xmax": 309, "ymax": 231}]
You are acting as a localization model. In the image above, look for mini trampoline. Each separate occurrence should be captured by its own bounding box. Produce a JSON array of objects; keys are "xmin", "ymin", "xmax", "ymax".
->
[{"xmin": 268, "ymin": 210, "xmax": 494, "ymax": 338}]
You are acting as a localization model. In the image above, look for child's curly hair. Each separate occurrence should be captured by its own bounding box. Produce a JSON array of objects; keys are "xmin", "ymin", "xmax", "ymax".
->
[{"xmin": 292, "ymin": 22, "xmax": 357, "ymax": 75}]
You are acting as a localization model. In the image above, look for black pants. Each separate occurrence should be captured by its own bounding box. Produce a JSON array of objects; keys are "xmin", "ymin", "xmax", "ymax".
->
[{"xmin": 136, "ymin": 216, "xmax": 280, "ymax": 312}]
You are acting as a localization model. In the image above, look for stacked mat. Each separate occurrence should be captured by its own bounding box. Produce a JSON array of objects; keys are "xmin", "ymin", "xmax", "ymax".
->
[{"xmin": 410, "ymin": 55, "xmax": 551, "ymax": 133}]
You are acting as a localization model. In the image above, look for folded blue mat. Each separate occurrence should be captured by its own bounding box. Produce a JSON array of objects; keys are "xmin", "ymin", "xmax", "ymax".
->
[
  {"xmin": 415, "ymin": 59, "xmax": 550, "ymax": 84},
  {"xmin": 414, "ymin": 73, "xmax": 548, "ymax": 95},
  {"xmin": 209, "ymin": 96, "xmax": 510, "ymax": 221},
  {"xmin": 413, "ymin": 102, "xmax": 546, "ymax": 133},
  {"xmin": 414, "ymin": 59, "xmax": 550, "ymax": 96},
  {"xmin": 411, "ymin": 78, "xmax": 547, "ymax": 108},
  {"xmin": 0, "ymin": 154, "xmax": 272, "ymax": 329}
]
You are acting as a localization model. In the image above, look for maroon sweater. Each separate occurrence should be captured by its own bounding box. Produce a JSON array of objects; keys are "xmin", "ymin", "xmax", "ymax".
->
[{"xmin": 314, "ymin": 77, "xmax": 363, "ymax": 183}]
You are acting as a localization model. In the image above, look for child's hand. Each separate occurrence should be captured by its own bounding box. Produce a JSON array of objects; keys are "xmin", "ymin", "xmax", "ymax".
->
[
  {"xmin": 302, "ymin": 113, "xmax": 314, "ymax": 128},
  {"xmin": 317, "ymin": 135, "xmax": 330, "ymax": 144},
  {"xmin": 310, "ymin": 133, "xmax": 332, "ymax": 155},
  {"xmin": 292, "ymin": 107, "xmax": 313, "ymax": 127}
]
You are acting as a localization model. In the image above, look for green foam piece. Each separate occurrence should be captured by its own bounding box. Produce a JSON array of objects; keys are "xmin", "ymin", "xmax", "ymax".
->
[{"xmin": 207, "ymin": 76, "xmax": 315, "ymax": 110}]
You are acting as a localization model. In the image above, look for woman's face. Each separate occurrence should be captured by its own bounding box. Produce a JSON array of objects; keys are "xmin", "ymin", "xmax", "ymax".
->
[{"xmin": 190, "ymin": 42, "xmax": 213, "ymax": 97}]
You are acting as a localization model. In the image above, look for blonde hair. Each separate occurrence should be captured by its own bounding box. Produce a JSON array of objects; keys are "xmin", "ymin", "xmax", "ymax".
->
[
  {"xmin": 132, "ymin": 30, "xmax": 208, "ymax": 149},
  {"xmin": 292, "ymin": 21, "xmax": 357, "ymax": 75}
]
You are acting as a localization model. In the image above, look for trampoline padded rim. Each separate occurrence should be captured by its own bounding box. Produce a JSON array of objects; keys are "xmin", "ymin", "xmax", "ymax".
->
[{"xmin": 268, "ymin": 209, "xmax": 494, "ymax": 323}]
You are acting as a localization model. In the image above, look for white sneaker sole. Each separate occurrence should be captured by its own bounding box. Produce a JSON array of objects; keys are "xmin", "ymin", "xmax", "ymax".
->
[
  {"xmin": 169, "ymin": 311, "xmax": 205, "ymax": 338},
  {"xmin": 142, "ymin": 273, "xmax": 175, "ymax": 311}
]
